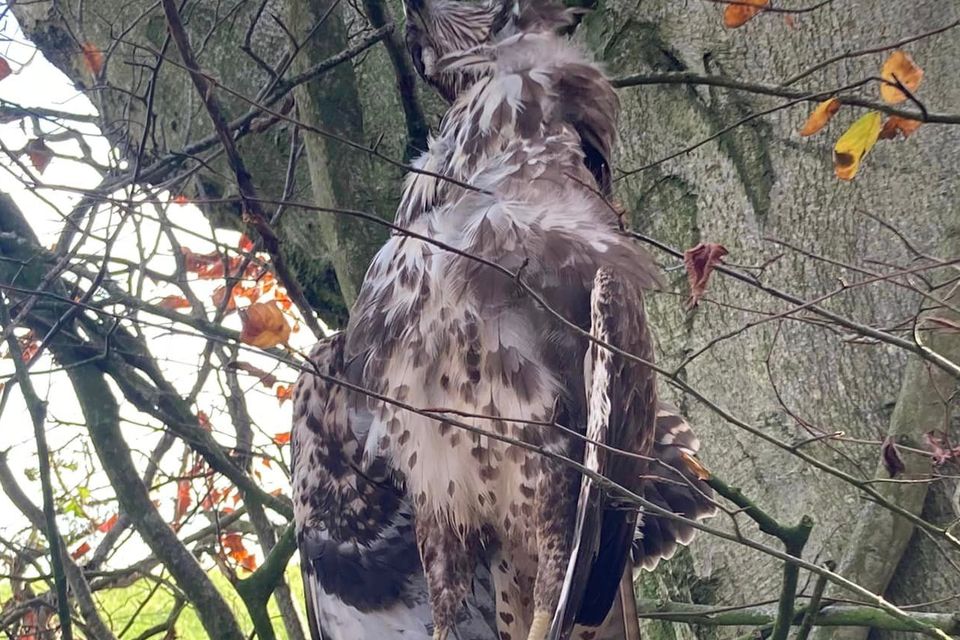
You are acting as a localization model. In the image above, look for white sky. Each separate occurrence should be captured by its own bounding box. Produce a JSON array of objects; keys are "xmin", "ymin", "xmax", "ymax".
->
[{"xmin": 0, "ymin": 9, "xmax": 314, "ymax": 568}]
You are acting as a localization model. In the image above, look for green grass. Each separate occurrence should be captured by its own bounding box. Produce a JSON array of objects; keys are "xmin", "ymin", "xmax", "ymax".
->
[{"xmin": 8, "ymin": 567, "xmax": 307, "ymax": 639}]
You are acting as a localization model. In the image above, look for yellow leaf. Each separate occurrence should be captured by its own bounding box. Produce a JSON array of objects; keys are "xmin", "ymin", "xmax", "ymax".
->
[
  {"xmin": 239, "ymin": 301, "xmax": 291, "ymax": 348},
  {"xmin": 799, "ymin": 98, "xmax": 841, "ymax": 137},
  {"xmin": 880, "ymin": 50, "xmax": 923, "ymax": 104},
  {"xmin": 833, "ymin": 111, "xmax": 882, "ymax": 181},
  {"xmin": 879, "ymin": 115, "xmax": 922, "ymax": 140},
  {"xmin": 723, "ymin": 0, "xmax": 768, "ymax": 28}
]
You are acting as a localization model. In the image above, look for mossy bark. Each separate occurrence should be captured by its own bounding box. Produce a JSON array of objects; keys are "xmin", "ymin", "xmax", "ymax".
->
[{"xmin": 9, "ymin": 0, "xmax": 960, "ymax": 637}]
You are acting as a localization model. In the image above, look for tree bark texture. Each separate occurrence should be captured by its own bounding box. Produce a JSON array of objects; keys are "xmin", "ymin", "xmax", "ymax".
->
[{"xmin": 8, "ymin": 0, "xmax": 960, "ymax": 638}]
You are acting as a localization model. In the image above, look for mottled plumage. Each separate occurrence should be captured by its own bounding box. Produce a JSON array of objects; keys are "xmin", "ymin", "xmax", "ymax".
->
[
  {"xmin": 292, "ymin": 334, "xmax": 498, "ymax": 639},
  {"xmin": 292, "ymin": 2, "xmax": 716, "ymax": 638},
  {"xmin": 292, "ymin": 336, "xmax": 715, "ymax": 639}
]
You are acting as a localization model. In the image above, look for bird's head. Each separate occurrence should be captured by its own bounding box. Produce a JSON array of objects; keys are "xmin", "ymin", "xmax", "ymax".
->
[{"xmin": 402, "ymin": 0, "xmax": 516, "ymax": 102}]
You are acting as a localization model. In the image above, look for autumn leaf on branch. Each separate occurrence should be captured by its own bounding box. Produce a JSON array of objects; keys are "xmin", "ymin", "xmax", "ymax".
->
[
  {"xmin": 24, "ymin": 139, "xmax": 53, "ymax": 174},
  {"xmin": 239, "ymin": 301, "xmax": 291, "ymax": 348},
  {"xmin": 238, "ymin": 234, "xmax": 254, "ymax": 253},
  {"xmin": 211, "ymin": 285, "xmax": 238, "ymax": 313},
  {"xmin": 683, "ymin": 242, "xmax": 728, "ymax": 307},
  {"xmin": 799, "ymin": 98, "xmax": 841, "ymax": 137},
  {"xmin": 273, "ymin": 431, "xmax": 291, "ymax": 445},
  {"xmin": 881, "ymin": 435, "xmax": 906, "ymax": 478},
  {"xmin": 833, "ymin": 111, "xmax": 882, "ymax": 181},
  {"xmin": 880, "ymin": 50, "xmax": 924, "ymax": 104},
  {"xmin": 70, "ymin": 542, "xmax": 91, "ymax": 560},
  {"xmin": 96, "ymin": 513, "xmax": 119, "ymax": 533},
  {"xmin": 174, "ymin": 479, "xmax": 192, "ymax": 523},
  {"xmin": 723, "ymin": 0, "xmax": 769, "ymax": 28},
  {"xmin": 276, "ymin": 384, "xmax": 293, "ymax": 405},
  {"xmin": 158, "ymin": 295, "xmax": 192, "ymax": 310},
  {"xmin": 80, "ymin": 42, "xmax": 104, "ymax": 76},
  {"xmin": 0, "ymin": 58, "xmax": 11, "ymax": 81},
  {"xmin": 879, "ymin": 115, "xmax": 922, "ymax": 140},
  {"xmin": 925, "ymin": 431, "xmax": 960, "ymax": 467}
]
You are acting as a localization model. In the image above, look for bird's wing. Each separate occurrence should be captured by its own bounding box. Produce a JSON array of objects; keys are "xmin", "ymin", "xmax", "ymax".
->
[
  {"xmin": 292, "ymin": 334, "xmax": 498, "ymax": 640},
  {"xmin": 551, "ymin": 267, "xmax": 656, "ymax": 639}
]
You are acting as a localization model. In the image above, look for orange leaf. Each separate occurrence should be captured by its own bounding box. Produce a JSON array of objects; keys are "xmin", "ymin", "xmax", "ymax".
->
[
  {"xmin": 212, "ymin": 285, "xmax": 238, "ymax": 312},
  {"xmin": 240, "ymin": 302, "xmax": 291, "ymax": 348},
  {"xmin": 0, "ymin": 58, "xmax": 11, "ymax": 81},
  {"xmin": 723, "ymin": 0, "xmax": 768, "ymax": 28},
  {"xmin": 240, "ymin": 553, "xmax": 258, "ymax": 572},
  {"xmin": 273, "ymin": 431, "xmax": 291, "ymax": 445},
  {"xmin": 96, "ymin": 513, "xmax": 119, "ymax": 533},
  {"xmin": 262, "ymin": 457, "xmax": 272, "ymax": 469},
  {"xmin": 19, "ymin": 339, "xmax": 40, "ymax": 363},
  {"xmin": 71, "ymin": 541, "xmax": 91, "ymax": 559},
  {"xmin": 799, "ymin": 98, "xmax": 841, "ymax": 137},
  {"xmin": 80, "ymin": 42, "xmax": 103, "ymax": 76},
  {"xmin": 24, "ymin": 139, "xmax": 53, "ymax": 174},
  {"xmin": 834, "ymin": 111, "xmax": 882, "ymax": 181},
  {"xmin": 880, "ymin": 50, "xmax": 923, "ymax": 104},
  {"xmin": 198, "ymin": 410, "xmax": 212, "ymax": 431},
  {"xmin": 274, "ymin": 290, "xmax": 292, "ymax": 311},
  {"xmin": 174, "ymin": 479, "xmax": 191, "ymax": 521},
  {"xmin": 172, "ymin": 194, "xmax": 189, "ymax": 205},
  {"xmin": 222, "ymin": 532, "xmax": 246, "ymax": 555},
  {"xmin": 879, "ymin": 115, "xmax": 922, "ymax": 140},
  {"xmin": 158, "ymin": 295, "xmax": 191, "ymax": 310},
  {"xmin": 683, "ymin": 243, "xmax": 728, "ymax": 307},
  {"xmin": 238, "ymin": 234, "xmax": 254, "ymax": 253},
  {"xmin": 276, "ymin": 385, "xmax": 293, "ymax": 405}
]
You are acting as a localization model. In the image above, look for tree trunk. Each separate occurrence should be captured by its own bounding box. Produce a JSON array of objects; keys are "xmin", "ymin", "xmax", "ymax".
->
[
  {"xmin": 580, "ymin": 0, "xmax": 960, "ymax": 636},
  {"xmin": 9, "ymin": 0, "xmax": 960, "ymax": 637}
]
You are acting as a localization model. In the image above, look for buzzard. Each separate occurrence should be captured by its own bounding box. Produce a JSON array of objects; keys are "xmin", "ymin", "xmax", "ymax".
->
[
  {"xmin": 292, "ymin": 1, "xmax": 716, "ymax": 638},
  {"xmin": 292, "ymin": 336, "xmax": 714, "ymax": 639}
]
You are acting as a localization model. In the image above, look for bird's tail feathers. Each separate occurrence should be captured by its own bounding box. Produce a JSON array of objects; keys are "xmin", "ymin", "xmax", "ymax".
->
[{"xmin": 633, "ymin": 403, "xmax": 718, "ymax": 570}]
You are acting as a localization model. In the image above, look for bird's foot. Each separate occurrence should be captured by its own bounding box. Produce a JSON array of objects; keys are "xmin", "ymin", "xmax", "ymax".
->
[{"xmin": 526, "ymin": 610, "xmax": 550, "ymax": 640}]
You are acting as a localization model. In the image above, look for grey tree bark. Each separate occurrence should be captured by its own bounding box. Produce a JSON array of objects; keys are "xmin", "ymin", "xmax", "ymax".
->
[{"xmin": 9, "ymin": 0, "xmax": 960, "ymax": 638}]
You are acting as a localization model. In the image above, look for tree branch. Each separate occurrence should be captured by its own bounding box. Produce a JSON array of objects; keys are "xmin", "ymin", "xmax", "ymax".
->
[
  {"xmin": 0, "ymin": 298, "xmax": 73, "ymax": 640},
  {"xmin": 611, "ymin": 71, "xmax": 960, "ymax": 124}
]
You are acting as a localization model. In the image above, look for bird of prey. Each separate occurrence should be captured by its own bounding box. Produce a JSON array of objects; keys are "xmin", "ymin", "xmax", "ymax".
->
[
  {"xmin": 292, "ymin": 1, "xmax": 716, "ymax": 638},
  {"xmin": 292, "ymin": 336, "xmax": 713, "ymax": 640}
]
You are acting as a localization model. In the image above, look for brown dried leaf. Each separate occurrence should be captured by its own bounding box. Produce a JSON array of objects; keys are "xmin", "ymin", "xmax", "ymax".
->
[
  {"xmin": 799, "ymin": 98, "xmax": 841, "ymax": 137},
  {"xmin": 881, "ymin": 435, "xmax": 905, "ymax": 478},
  {"xmin": 683, "ymin": 242, "xmax": 728, "ymax": 307},
  {"xmin": 723, "ymin": 0, "xmax": 769, "ymax": 28},
  {"xmin": 80, "ymin": 42, "xmax": 104, "ymax": 76},
  {"xmin": 158, "ymin": 295, "xmax": 191, "ymax": 310},
  {"xmin": 24, "ymin": 139, "xmax": 53, "ymax": 174},
  {"xmin": 276, "ymin": 384, "xmax": 293, "ymax": 405},
  {"xmin": 239, "ymin": 301, "xmax": 291, "ymax": 348},
  {"xmin": 0, "ymin": 58, "xmax": 11, "ymax": 82},
  {"xmin": 880, "ymin": 50, "xmax": 923, "ymax": 104},
  {"xmin": 879, "ymin": 115, "xmax": 922, "ymax": 140}
]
